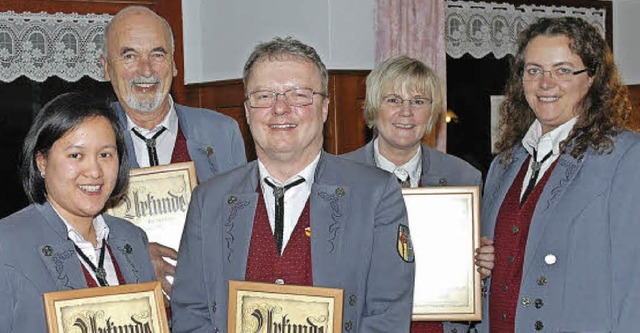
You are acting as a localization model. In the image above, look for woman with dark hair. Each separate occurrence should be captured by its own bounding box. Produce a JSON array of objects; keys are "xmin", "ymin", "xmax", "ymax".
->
[
  {"xmin": 343, "ymin": 55, "xmax": 495, "ymax": 333},
  {"xmin": 479, "ymin": 17, "xmax": 640, "ymax": 332},
  {"xmin": 0, "ymin": 92, "xmax": 155, "ymax": 332}
]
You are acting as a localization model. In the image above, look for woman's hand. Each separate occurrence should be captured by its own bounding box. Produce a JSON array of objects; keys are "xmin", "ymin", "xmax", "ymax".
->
[{"xmin": 475, "ymin": 237, "xmax": 495, "ymax": 279}]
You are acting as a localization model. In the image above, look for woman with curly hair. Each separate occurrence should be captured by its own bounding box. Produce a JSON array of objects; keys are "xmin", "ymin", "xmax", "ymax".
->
[{"xmin": 478, "ymin": 17, "xmax": 640, "ymax": 332}]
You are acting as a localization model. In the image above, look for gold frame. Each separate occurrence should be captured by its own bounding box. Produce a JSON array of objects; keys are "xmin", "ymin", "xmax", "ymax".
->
[
  {"xmin": 43, "ymin": 281, "xmax": 169, "ymax": 332},
  {"xmin": 228, "ymin": 280, "xmax": 344, "ymax": 333},
  {"xmin": 107, "ymin": 161, "xmax": 197, "ymax": 251},
  {"xmin": 402, "ymin": 186, "xmax": 482, "ymax": 321}
]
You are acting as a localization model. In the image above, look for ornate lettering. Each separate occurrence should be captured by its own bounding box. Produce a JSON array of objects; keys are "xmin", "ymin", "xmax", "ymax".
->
[
  {"xmin": 123, "ymin": 190, "xmax": 188, "ymax": 219},
  {"xmin": 70, "ymin": 312, "xmax": 153, "ymax": 333},
  {"xmin": 248, "ymin": 307, "xmax": 327, "ymax": 333}
]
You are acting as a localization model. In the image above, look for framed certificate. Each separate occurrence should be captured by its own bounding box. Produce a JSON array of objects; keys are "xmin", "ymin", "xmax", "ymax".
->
[
  {"xmin": 402, "ymin": 186, "xmax": 482, "ymax": 321},
  {"xmin": 43, "ymin": 281, "xmax": 169, "ymax": 332},
  {"xmin": 107, "ymin": 161, "xmax": 197, "ymax": 251},
  {"xmin": 228, "ymin": 281, "xmax": 343, "ymax": 333}
]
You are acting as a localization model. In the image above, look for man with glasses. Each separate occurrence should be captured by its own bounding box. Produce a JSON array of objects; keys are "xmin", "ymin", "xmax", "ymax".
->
[
  {"xmin": 171, "ymin": 37, "xmax": 415, "ymax": 333},
  {"xmin": 101, "ymin": 6, "xmax": 247, "ymax": 297}
]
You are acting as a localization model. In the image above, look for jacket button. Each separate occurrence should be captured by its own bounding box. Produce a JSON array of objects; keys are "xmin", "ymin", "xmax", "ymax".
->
[
  {"xmin": 534, "ymin": 298, "xmax": 544, "ymax": 309},
  {"xmin": 124, "ymin": 244, "xmax": 133, "ymax": 254},
  {"xmin": 544, "ymin": 253, "xmax": 557, "ymax": 265},
  {"xmin": 521, "ymin": 297, "xmax": 531, "ymax": 307},
  {"xmin": 227, "ymin": 196, "xmax": 237, "ymax": 204},
  {"xmin": 335, "ymin": 187, "xmax": 345, "ymax": 197},
  {"xmin": 512, "ymin": 225, "xmax": 519, "ymax": 233},
  {"xmin": 438, "ymin": 178, "xmax": 447, "ymax": 186},
  {"xmin": 214, "ymin": 328, "xmax": 219, "ymax": 333},
  {"xmin": 451, "ymin": 329, "xmax": 458, "ymax": 333},
  {"xmin": 534, "ymin": 320, "xmax": 544, "ymax": 330},
  {"xmin": 507, "ymin": 255, "xmax": 515, "ymax": 263},
  {"xmin": 537, "ymin": 276, "xmax": 547, "ymax": 286},
  {"xmin": 42, "ymin": 245, "xmax": 53, "ymax": 256},
  {"xmin": 502, "ymin": 284, "xmax": 509, "ymax": 292},
  {"xmin": 344, "ymin": 320, "xmax": 353, "ymax": 331},
  {"xmin": 501, "ymin": 312, "xmax": 507, "ymax": 320},
  {"xmin": 211, "ymin": 302, "xmax": 217, "ymax": 312},
  {"xmin": 348, "ymin": 294, "xmax": 356, "ymax": 306}
]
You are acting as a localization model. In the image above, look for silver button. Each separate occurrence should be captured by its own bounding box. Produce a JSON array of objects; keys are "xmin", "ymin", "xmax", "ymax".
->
[
  {"xmin": 275, "ymin": 278, "xmax": 285, "ymax": 285},
  {"xmin": 544, "ymin": 254, "xmax": 557, "ymax": 265}
]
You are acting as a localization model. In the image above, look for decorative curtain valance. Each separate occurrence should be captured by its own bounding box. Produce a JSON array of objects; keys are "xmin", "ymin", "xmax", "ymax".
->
[
  {"xmin": 445, "ymin": 1, "xmax": 606, "ymax": 59},
  {"xmin": 0, "ymin": 11, "xmax": 112, "ymax": 83}
]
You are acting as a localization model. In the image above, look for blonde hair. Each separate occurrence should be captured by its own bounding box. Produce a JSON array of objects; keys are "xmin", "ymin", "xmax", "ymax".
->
[{"xmin": 364, "ymin": 55, "xmax": 444, "ymax": 133}]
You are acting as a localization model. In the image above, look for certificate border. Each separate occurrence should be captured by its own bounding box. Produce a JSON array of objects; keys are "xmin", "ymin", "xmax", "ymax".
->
[
  {"xmin": 127, "ymin": 161, "xmax": 198, "ymax": 188},
  {"xmin": 402, "ymin": 186, "xmax": 482, "ymax": 321},
  {"xmin": 106, "ymin": 161, "xmax": 197, "ymax": 248},
  {"xmin": 228, "ymin": 280, "xmax": 344, "ymax": 333},
  {"xmin": 43, "ymin": 281, "xmax": 169, "ymax": 332}
]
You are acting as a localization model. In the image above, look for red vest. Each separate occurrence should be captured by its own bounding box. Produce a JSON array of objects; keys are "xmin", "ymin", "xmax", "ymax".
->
[
  {"xmin": 80, "ymin": 244, "xmax": 127, "ymax": 288},
  {"xmin": 489, "ymin": 157, "xmax": 558, "ymax": 332},
  {"xmin": 411, "ymin": 320, "xmax": 443, "ymax": 332},
  {"xmin": 245, "ymin": 187, "xmax": 313, "ymax": 286},
  {"xmin": 170, "ymin": 124, "xmax": 191, "ymax": 163}
]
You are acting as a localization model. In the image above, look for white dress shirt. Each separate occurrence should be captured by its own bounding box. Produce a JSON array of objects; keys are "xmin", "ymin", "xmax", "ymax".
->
[
  {"xmin": 258, "ymin": 153, "xmax": 320, "ymax": 254},
  {"xmin": 373, "ymin": 137, "xmax": 422, "ymax": 188},
  {"xmin": 54, "ymin": 208, "xmax": 119, "ymax": 286},
  {"xmin": 126, "ymin": 95, "xmax": 179, "ymax": 167},
  {"xmin": 520, "ymin": 117, "xmax": 577, "ymax": 199}
]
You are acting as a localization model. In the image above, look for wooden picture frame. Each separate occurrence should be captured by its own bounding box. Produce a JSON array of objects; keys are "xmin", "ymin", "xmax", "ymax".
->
[
  {"xmin": 107, "ymin": 161, "xmax": 197, "ymax": 252},
  {"xmin": 402, "ymin": 186, "xmax": 482, "ymax": 321},
  {"xmin": 43, "ymin": 281, "xmax": 169, "ymax": 332},
  {"xmin": 228, "ymin": 280, "xmax": 344, "ymax": 333}
]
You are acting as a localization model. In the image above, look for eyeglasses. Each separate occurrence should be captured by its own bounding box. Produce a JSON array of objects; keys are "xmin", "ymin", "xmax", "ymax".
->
[
  {"xmin": 247, "ymin": 88, "xmax": 326, "ymax": 108},
  {"xmin": 383, "ymin": 95, "xmax": 432, "ymax": 109},
  {"xmin": 522, "ymin": 67, "xmax": 590, "ymax": 82}
]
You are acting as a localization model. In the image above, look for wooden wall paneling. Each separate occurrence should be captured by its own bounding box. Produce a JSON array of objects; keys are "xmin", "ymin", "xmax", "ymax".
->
[
  {"xmin": 325, "ymin": 70, "xmax": 369, "ymax": 155},
  {"xmin": 0, "ymin": 0, "xmax": 150, "ymax": 14},
  {"xmin": 188, "ymin": 79, "xmax": 256, "ymax": 161}
]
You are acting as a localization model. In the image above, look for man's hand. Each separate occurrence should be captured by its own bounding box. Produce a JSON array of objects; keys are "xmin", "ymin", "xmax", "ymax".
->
[
  {"xmin": 148, "ymin": 242, "xmax": 178, "ymax": 303},
  {"xmin": 475, "ymin": 237, "xmax": 495, "ymax": 279}
]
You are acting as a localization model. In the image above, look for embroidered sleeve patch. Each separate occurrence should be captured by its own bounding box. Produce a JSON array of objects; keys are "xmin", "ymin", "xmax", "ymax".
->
[{"xmin": 397, "ymin": 224, "xmax": 415, "ymax": 263}]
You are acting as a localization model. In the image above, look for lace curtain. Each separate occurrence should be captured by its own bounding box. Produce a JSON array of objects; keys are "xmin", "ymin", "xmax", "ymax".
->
[
  {"xmin": 0, "ymin": 11, "xmax": 112, "ymax": 82},
  {"xmin": 0, "ymin": 2, "xmax": 607, "ymax": 82},
  {"xmin": 446, "ymin": 1, "xmax": 606, "ymax": 59}
]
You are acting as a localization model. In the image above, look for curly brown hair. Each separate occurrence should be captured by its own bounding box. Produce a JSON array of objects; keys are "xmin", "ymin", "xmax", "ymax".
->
[{"xmin": 495, "ymin": 17, "xmax": 632, "ymax": 165}]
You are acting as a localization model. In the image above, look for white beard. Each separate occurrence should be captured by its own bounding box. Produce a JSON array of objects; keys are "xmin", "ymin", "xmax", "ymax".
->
[{"xmin": 125, "ymin": 76, "xmax": 165, "ymax": 113}]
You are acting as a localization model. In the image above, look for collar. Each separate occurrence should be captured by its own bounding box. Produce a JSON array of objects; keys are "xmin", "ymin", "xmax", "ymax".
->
[
  {"xmin": 373, "ymin": 137, "xmax": 422, "ymax": 182},
  {"xmin": 257, "ymin": 152, "xmax": 320, "ymax": 190},
  {"xmin": 521, "ymin": 117, "xmax": 577, "ymax": 160},
  {"xmin": 125, "ymin": 95, "xmax": 178, "ymax": 136},
  {"xmin": 50, "ymin": 204, "xmax": 110, "ymax": 249}
]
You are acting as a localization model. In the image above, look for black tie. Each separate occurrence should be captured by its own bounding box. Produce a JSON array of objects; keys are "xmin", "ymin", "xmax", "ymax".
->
[
  {"xmin": 398, "ymin": 176, "xmax": 411, "ymax": 188},
  {"xmin": 131, "ymin": 127, "xmax": 167, "ymax": 167},
  {"xmin": 521, "ymin": 149, "xmax": 553, "ymax": 205},
  {"xmin": 264, "ymin": 177, "xmax": 306, "ymax": 254}
]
